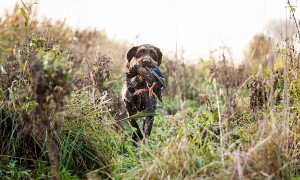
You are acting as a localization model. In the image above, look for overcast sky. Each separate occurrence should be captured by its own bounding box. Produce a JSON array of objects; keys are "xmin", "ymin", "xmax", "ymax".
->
[{"xmin": 0, "ymin": 0, "xmax": 294, "ymax": 63}]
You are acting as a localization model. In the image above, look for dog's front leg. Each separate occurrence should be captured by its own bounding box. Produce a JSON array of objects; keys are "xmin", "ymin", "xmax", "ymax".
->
[
  {"xmin": 143, "ymin": 116, "xmax": 154, "ymax": 140},
  {"xmin": 124, "ymin": 100, "xmax": 143, "ymax": 146},
  {"xmin": 130, "ymin": 119, "xmax": 143, "ymax": 146},
  {"xmin": 141, "ymin": 93, "xmax": 157, "ymax": 143}
]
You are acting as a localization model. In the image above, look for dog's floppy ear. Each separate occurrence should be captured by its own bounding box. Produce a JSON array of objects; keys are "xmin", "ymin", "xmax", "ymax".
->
[
  {"xmin": 125, "ymin": 46, "xmax": 138, "ymax": 68},
  {"xmin": 126, "ymin": 46, "xmax": 139, "ymax": 62},
  {"xmin": 154, "ymin": 47, "xmax": 163, "ymax": 66}
]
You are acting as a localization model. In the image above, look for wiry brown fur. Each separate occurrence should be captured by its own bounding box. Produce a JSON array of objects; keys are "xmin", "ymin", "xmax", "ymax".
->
[{"xmin": 122, "ymin": 44, "xmax": 163, "ymax": 146}]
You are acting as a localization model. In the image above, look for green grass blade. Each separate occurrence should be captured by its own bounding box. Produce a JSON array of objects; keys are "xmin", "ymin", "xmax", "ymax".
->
[{"xmin": 118, "ymin": 109, "xmax": 158, "ymax": 122}]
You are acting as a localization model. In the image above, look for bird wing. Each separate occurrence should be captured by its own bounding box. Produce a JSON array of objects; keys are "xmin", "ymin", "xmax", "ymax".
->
[{"xmin": 146, "ymin": 67, "xmax": 166, "ymax": 88}]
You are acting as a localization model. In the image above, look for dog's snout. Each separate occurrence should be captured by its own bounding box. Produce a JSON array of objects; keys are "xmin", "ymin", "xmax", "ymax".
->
[{"xmin": 141, "ymin": 56, "xmax": 153, "ymax": 63}]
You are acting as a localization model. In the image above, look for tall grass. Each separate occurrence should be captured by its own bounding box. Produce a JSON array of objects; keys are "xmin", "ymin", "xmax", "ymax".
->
[
  {"xmin": 0, "ymin": 2, "xmax": 124, "ymax": 179},
  {"xmin": 0, "ymin": 1, "xmax": 300, "ymax": 180}
]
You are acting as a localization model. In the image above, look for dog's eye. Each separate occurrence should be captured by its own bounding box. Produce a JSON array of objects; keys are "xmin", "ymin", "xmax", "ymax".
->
[
  {"xmin": 150, "ymin": 51, "xmax": 157, "ymax": 60},
  {"xmin": 137, "ymin": 50, "xmax": 145, "ymax": 57}
]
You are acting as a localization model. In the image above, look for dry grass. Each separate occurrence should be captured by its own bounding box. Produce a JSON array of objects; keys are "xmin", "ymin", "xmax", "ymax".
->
[{"xmin": 0, "ymin": 1, "xmax": 300, "ymax": 180}]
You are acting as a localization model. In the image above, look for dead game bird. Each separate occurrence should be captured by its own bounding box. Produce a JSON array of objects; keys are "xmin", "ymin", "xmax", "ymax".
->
[{"xmin": 126, "ymin": 60, "xmax": 166, "ymax": 101}]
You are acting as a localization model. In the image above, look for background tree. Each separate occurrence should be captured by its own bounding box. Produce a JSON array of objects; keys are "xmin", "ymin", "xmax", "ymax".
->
[
  {"xmin": 243, "ymin": 34, "xmax": 273, "ymax": 72},
  {"xmin": 243, "ymin": 19, "xmax": 295, "ymax": 73}
]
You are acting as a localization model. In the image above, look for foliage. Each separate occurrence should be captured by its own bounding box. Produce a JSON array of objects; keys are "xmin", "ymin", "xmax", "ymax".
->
[
  {"xmin": 0, "ymin": 2, "xmax": 123, "ymax": 179},
  {"xmin": 1, "ymin": 1, "xmax": 300, "ymax": 180}
]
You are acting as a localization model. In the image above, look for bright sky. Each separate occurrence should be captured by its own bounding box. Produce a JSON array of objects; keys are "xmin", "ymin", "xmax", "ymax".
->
[{"xmin": 0, "ymin": 0, "xmax": 292, "ymax": 63}]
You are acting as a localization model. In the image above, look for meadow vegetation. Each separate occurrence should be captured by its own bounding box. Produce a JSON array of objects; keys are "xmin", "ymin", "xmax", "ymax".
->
[{"xmin": 0, "ymin": 2, "xmax": 300, "ymax": 179}]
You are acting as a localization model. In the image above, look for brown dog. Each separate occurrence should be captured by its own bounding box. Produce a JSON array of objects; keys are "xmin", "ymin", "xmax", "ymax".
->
[{"xmin": 122, "ymin": 44, "xmax": 162, "ymax": 146}]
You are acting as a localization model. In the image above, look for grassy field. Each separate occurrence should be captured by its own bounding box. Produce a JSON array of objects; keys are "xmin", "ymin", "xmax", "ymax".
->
[{"xmin": 0, "ymin": 2, "xmax": 300, "ymax": 180}]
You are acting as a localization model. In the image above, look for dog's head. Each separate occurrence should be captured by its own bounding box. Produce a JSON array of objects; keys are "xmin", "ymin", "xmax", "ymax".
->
[{"xmin": 126, "ymin": 44, "xmax": 162, "ymax": 68}]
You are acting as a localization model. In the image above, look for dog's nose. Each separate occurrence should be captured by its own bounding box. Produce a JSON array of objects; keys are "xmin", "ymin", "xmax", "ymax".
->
[
  {"xmin": 142, "ymin": 56, "xmax": 152, "ymax": 63},
  {"xmin": 142, "ymin": 59, "xmax": 150, "ymax": 63}
]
